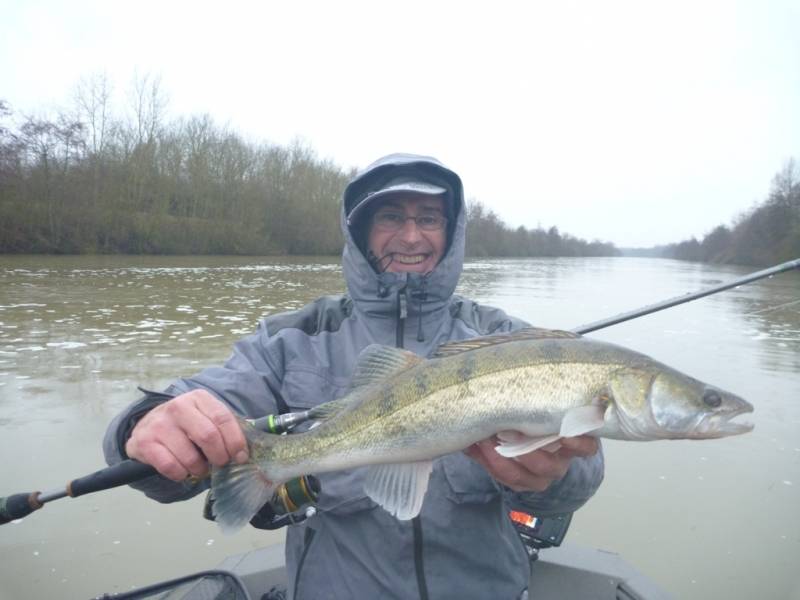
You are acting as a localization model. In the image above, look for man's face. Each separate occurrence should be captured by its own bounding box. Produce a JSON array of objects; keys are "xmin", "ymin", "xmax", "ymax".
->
[{"xmin": 367, "ymin": 194, "xmax": 447, "ymax": 274}]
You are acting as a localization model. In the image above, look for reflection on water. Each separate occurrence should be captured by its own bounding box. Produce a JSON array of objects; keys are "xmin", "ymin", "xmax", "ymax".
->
[{"xmin": 0, "ymin": 255, "xmax": 798, "ymax": 600}]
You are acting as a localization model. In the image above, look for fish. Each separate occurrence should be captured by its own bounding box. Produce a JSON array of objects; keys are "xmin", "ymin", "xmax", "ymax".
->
[{"xmin": 210, "ymin": 328, "xmax": 754, "ymax": 532}]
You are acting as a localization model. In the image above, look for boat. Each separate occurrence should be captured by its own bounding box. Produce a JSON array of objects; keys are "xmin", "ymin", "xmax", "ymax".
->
[
  {"xmin": 92, "ymin": 476, "xmax": 674, "ymax": 599},
  {"xmin": 96, "ymin": 542, "xmax": 672, "ymax": 599}
]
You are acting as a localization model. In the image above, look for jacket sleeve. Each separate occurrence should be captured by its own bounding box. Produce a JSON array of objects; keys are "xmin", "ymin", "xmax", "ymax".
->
[
  {"xmin": 503, "ymin": 446, "xmax": 605, "ymax": 516},
  {"xmin": 482, "ymin": 306, "xmax": 606, "ymax": 516},
  {"xmin": 102, "ymin": 320, "xmax": 286, "ymax": 503}
]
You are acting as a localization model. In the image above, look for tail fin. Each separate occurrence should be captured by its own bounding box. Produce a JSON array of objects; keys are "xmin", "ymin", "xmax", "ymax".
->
[{"xmin": 211, "ymin": 424, "xmax": 281, "ymax": 534}]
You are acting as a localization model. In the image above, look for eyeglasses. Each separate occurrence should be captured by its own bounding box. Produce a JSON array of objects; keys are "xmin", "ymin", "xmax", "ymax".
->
[{"xmin": 372, "ymin": 211, "xmax": 447, "ymax": 232}]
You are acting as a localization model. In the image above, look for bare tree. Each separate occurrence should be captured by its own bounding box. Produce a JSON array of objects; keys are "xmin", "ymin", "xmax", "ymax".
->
[
  {"xmin": 0, "ymin": 100, "xmax": 20, "ymax": 178},
  {"xmin": 123, "ymin": 73, "xmax": 169, "ymax": 216},
  {"xmin": 73, "ymin": 72, "xmax": 114, "ymax": 209},
  {"xmin": 74, "ymin": 71, "xmax": 113, "ymax": 156},
  {"xmin": 129, "ymin": 72, "xmax": 168, "ymax": 145}
]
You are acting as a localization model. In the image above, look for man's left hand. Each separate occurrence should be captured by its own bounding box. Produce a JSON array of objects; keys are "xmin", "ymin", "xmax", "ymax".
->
[{"xmin": 464, "ymin": 436, "xmax": 599, "ymax": 492}]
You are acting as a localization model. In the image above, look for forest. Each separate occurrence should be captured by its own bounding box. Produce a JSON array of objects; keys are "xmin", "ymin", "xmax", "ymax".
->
[
  {"xmin": 660, "ymin": 159, "xmax": 799, "ymax": 266},
  {"xmin": 2, "ymin": 75, "xmax": 795, "ymax": 264},
  {"xmin": 0, "ymin": 75, "xmax": 617, "ymax": 258}
]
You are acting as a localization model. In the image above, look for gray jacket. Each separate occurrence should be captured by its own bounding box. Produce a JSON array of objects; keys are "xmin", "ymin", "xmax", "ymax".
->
[{"xmin": 103, "ymin": 153, "xmax": 604, "ymax": 600}]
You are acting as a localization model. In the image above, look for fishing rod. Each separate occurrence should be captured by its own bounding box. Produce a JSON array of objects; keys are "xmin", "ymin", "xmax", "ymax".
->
[
  {"xmin": 1, "ymin": 258, "xmax": 798, "ymax": 526},
  {"xmin": 0, "ymin": 413, "xmax": 314, "ymax": 526},
  {"xmin": 572, "ymin": 257, "xmax": 800, "ymax": 334}
]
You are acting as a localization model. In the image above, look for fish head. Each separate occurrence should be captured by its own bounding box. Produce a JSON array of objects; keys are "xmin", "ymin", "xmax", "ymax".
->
[{"xmin": 607, "ymin": 366, "xmax": 754, "ymax": 440}]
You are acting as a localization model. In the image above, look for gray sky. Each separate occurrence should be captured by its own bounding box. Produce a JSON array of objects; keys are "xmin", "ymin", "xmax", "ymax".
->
[{"xmin": 2, "ymin": 0, "xmax": 798, "ymax": 247}]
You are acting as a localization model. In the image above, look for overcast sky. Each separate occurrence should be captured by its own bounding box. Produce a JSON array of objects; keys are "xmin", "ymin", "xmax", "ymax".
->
[{"xmin": 2, "ymin": 0, "xmax": 798, "ymax": 247}]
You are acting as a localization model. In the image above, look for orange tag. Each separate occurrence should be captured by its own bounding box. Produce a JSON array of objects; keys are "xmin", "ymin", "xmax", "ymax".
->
[{"xmin": 509, "ymin": 510, "xmax": 537, "ymax": 528}]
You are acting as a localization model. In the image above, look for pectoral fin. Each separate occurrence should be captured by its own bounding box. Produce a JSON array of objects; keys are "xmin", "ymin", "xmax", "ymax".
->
[
  {"xmin": 363, "ymin": 460, "xmax": 433, "ymax": 520},
  {"xmin": 495, "ymin": 405, "xmax": 605, "ymax": 458},
  {"xmin": 495, "ymin": 433, "xmax": 563, "ymax": 457}
]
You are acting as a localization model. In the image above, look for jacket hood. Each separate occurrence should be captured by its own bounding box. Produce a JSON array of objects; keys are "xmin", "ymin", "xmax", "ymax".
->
[{"xmin": 340, "ymin": 153, "xmax": 466, "ymax": 316}]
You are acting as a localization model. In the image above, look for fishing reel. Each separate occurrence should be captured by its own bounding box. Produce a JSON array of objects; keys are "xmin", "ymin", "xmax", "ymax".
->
[
  {"xmin": 203, "ymin": 474, "xmax": 320, "ymax": 530},
  {"xmin": 249, "ymin": 474, "xmax": 321, "ymax": 530}
]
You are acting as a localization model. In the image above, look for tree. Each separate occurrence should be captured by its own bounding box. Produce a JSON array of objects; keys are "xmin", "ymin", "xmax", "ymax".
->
[
  {"xmin": 665, "ymin": 158, "xmax": 800, "ymax": 265},
  {"xmin": 74, "ymin": 71, "xmax": 113, "ymax": 157},
  {"xmin": 0, "ymin": 74, "xmax": 618, "ymax": 257}
]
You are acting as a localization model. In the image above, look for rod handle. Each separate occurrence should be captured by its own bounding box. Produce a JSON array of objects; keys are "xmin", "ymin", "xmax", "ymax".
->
[
  {"xmin": 68, "ymin": 460, "xmax": 157, "ymax": 498},
  {"xmin": 0, "ymin": 493, "xmax": 41, "ymax": 524}
]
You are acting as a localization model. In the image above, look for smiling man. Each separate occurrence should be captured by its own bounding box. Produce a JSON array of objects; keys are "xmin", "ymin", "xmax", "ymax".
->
[
  {"xmin": 346, "ymin": 174, "xmax": 451, "ymax": 275},
  {"xmin": 104, "ymin": 153, "xmax": 604, "ymax": 600},
  {"xmin": 367, "ymin": 196, "xmax": 447, "ymax": 273}
]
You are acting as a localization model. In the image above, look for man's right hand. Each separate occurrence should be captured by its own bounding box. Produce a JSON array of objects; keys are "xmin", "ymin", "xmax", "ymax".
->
[{"xmin": 125, "ymin": 389, "xmax": 249, "ymax": 481}]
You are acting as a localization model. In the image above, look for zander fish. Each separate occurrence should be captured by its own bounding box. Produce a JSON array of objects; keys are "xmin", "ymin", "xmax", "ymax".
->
[{"xmin": 210, "ymin": 328, "xmax": 753, "ymax": 532}]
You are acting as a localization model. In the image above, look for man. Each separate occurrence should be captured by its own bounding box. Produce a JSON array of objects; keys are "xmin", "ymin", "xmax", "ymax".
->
[{"xmin": 104, "ymin": 153, "xmax": 603, "ymax": 599}]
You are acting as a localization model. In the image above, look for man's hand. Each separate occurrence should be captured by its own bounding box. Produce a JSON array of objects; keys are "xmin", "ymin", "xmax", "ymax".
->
[
  {"xmin": 464, "ymin": 436, "xmax": 599, "ymax": 492},
  {"xmin": 125, "ymin": 389, "xmax": 248, "ymax": 482}
]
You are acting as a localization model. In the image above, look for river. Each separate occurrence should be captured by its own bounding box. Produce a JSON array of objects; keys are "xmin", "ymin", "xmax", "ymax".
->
[{"xmin": 0, "ymin": 255, "xmax": 798, "ymax": 600}]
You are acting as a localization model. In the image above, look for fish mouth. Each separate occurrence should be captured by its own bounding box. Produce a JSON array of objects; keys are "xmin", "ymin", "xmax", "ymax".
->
[{"xmin": 692, "ymin": 405, "xmax": 754, "ymax": 438}]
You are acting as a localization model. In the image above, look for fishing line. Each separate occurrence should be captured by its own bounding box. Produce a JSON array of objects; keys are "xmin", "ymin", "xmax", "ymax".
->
[{"xmin": 742, "ymin": 298, "xmax": 800, "ymax": 316}]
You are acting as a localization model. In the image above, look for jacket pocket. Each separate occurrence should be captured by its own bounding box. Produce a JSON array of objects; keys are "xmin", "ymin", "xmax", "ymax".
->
[
  {"xmin": 315, "ymin": 468, "xmax": 379, "ymax": 516},
  {"xmin": 281, "ymin": 366, "xmax": 347, "ymax": 412},
  {"xmin": 441, "ymin": 453, "xmax": 500, "ymax": 505}
]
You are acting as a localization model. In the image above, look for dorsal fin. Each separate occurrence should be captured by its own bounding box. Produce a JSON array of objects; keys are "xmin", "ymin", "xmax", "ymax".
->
[
  {"xmin": 347, "ymin": 344, "xmax": 424, "ymax": 392},
  {"xmin": 308, "ymin": 397, "xmax": 354, "ymax": 422},
  {"xmin": 432, "ymin": 327, "xmax": 580, "ymax": 358},
  {"xmin": 308, "ymin": 346, "xmax": 424, "ymax": 424}
]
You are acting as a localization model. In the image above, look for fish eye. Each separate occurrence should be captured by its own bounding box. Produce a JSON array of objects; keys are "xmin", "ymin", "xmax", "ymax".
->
[{"xmin": 703, "ymin": 389, "xmax": 722, "ymax": 408}]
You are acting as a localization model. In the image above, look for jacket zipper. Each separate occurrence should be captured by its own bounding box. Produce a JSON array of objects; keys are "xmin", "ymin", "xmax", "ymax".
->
[
  {"xmin": 396, "ymin": 285, "xmax": 407, "ymax": 347},
  {"xmin": 412, "ymin": 516, "xmax": 430, "ymax": 600},
  {"xmin": 293, "ymin": 527, "xmax": 316, "ymax": 599},
  {"xmin": 396, "ymin": 287, "xmax": 430, "ymax": 600},
  {"xmin": 297, "ymin": 286, "xmax": 428, "ymax": 599}
]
